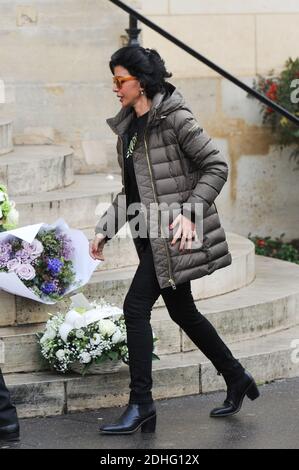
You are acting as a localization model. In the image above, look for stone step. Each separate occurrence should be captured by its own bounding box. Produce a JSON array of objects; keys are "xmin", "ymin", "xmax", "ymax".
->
[
  {"xmin": 182, "ymin": 255, "xmax": 299, "ymax": 350},
  {"xmin": 1, "ymin": 145, "xmax": 74, "ymax": 196},
  {"xmin": 14, "ymin": 173, "xmax": 121, "ymax": 226},
  {"xmin": 0, "ymin": 324, "xmax": 43, "ymax": 373},
  {"xmin": 1, "ymin": 255, "xmax": 299, "ymax": 374},
  {"xmin": 0, "ymin": 119, "xmax": 13, "ymax": 155},
  {"xmin": 4, "ymin": 323, "xmax": 299, "ymax": 418},
  {"xmin": 0, "ymin": 231, "xmax": 254, "ymax": 327}
]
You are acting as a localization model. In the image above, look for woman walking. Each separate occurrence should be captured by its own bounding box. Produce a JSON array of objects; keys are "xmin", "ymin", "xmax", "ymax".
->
[{"xmin": 90, "ymin": 46, "xmax": 259, "ymax": 435}]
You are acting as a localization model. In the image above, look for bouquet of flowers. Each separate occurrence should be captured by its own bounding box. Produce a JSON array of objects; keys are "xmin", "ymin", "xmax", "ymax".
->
[
  {"xmin": 0, "ymin": 219, "xmax": 99, "ymax": 304},
  {"xmin": 247, "ymin": 57, "xmax": 299, "ymax": 164},
  {"xmin": 0, "ymin": 184, "xmax": 19, "ymax": 231},
  {"xmin": 38, "ymin": 294, "xmax": 160, "ymax": 375}
]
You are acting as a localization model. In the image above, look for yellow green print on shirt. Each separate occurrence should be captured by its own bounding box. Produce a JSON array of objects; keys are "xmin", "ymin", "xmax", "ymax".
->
[{"xmin": 126, "ymin": 132, "xmax": 138, "ymax": 159}]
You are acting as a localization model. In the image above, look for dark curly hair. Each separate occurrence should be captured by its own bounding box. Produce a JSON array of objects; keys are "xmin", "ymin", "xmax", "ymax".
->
[{"xmin": 109, "ymin": 46, "xmax": 172, "ymax": 99}]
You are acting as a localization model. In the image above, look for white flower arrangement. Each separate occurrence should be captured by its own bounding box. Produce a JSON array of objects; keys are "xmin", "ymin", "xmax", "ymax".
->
[{"xmin": 38, "ymin": 294, "xmax": 159, "ymax": 375}]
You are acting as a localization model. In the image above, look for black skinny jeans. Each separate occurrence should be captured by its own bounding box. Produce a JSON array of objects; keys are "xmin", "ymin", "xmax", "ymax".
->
[{"xmin": 123, "ymin": 238, "xmax": 245, "ymax": 404}]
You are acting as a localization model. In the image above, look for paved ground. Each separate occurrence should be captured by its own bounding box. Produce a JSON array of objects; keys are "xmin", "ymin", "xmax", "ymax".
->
[{"xmin": 1, "ymin": 377, "xmax": 299, "ymax": 449}]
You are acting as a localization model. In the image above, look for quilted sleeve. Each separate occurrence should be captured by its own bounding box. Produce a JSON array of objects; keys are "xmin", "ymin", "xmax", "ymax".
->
[{"xmin": 172, "ymin": 109, "xmax": 229, "ymax": 218}]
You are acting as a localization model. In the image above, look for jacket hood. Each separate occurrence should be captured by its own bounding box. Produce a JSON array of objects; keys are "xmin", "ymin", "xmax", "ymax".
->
[{"xmin": 106, "ymin": 82, "xmax": 188, "ymax": 136}]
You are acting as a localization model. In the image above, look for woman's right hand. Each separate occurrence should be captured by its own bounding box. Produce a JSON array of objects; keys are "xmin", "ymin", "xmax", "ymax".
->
[{"xmin": 89, "ymin": 233, "xmax": 106, "ymax": 261}]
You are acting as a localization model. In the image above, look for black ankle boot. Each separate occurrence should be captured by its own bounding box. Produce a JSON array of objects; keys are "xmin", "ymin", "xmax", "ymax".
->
[
  {"xmin": 99, "ymin": 402, "xmax": 156, "ymax": 435},
  {"xmin": 210, "ymin": 370, "xmax": 260, "ymax": 418},
  {"xmin": 0, "ymin": 422, "xmax": 20, "ymax": 442}
]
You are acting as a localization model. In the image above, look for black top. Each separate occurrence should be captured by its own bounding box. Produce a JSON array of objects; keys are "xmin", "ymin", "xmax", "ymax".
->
[
  {"xmin": 123, "ymin": 110, "xmax": 149, "ymax": 238},
  {"xmin": 102, "ymin": 110, "xmax": 149, "ymax": 243},
  {"xmin": 124, "ymin": 110, "xmax": 149, "ymax": 210}
]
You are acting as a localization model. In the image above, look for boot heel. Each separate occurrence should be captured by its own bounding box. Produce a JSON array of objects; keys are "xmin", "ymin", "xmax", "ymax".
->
[
  {"xmin": 141, "ymin": 414, "xmax": 156, "ymax": 433},
  {"xmin": 246, "ymin": 381, "xmax": 260, "ymax": 400},
  {"xmin": 1, "ymin": 432, "xmax": 20, "ymax": 442}
]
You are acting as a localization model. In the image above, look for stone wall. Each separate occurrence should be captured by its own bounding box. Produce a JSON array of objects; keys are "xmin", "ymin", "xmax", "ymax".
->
[
  {"xmin": 140, "ymin": 0, "xmax": 299, "ymax": 77},
  {"xmin": 0, "ymin": 0, "xmax": 137, "ymax": 173}
]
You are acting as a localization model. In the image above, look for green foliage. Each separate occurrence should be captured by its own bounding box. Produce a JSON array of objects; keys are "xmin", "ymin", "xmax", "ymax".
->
[
  {"xmin": 37, "ymin": 229, "xmax": 62, "ymax": 257},
  {"xmin": 248, "ymin": 232, "xmax": 299, "ymax": 264}
]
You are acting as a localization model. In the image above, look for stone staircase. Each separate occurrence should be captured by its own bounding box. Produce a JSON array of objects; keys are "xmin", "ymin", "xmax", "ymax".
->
[
  {"xmin": 1, "ymin": 146, "xmax": 299, "ymax": 418},
  {"xmin": 0, "ymin": 145, "xmax": 73, "ymax": 196}
]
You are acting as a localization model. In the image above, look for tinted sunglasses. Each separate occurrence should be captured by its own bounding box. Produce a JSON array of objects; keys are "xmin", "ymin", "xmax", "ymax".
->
[{"xmin": 112, "ymin": 75, "xmax": 137, "ymax": 88}]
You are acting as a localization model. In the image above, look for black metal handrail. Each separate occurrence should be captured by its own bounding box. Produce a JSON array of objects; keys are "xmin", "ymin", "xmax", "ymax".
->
[{"xmin": 109, "ymin": 0, "xmax": 299, "ymax": 126}]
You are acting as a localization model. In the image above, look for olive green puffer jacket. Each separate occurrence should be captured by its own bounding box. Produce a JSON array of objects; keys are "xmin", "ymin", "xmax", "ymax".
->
[{"xmin": 95, "ymin": 82, "xmax": 232, "ymax": 290}]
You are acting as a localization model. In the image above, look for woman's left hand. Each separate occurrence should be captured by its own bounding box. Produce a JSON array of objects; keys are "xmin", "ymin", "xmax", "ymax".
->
[{"xmin": 169, "ymin": 214, "xmax": 200, "ymax": 251}]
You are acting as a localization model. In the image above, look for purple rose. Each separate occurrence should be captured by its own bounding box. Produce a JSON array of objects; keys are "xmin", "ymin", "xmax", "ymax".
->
[
  {"xmin": 22, "ymin": 239, "xmax": 43, "ymax": 259},
  {"xmin": 15, "ymin": 263, "xmax": 36, "ymax": 281},
  {"xmin": 6, "ymin": 258, "xmax": 21, "ymax": 272}
]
